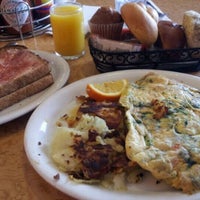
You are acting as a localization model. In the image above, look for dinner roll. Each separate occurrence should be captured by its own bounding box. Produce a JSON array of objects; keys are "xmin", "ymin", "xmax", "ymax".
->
[
  {"xmin": 120, "ymin": 2, "xmax": 158, "ymax": 47},
  {"xmin": 182, "ymin": 10, "xmax": 200, "ymax": 48}
]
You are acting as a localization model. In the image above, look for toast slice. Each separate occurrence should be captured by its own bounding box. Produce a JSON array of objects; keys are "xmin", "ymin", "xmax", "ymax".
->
[
  {"xmin": 0, "ymin": 73, "xmax": 54, "ymax": 111},
  {"xmin": 0, "ymin": 45, "xmax": 51, "ymax": 98}
]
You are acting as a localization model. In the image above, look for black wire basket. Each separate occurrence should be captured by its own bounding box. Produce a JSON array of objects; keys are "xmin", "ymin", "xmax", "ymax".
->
[
  {"xmin": 88, "ymin": 37, "xmax": 200, "ymax": 73},
  {"xmin": 0, "ymin": 0, "xmax": 52, "ymax": 41}
]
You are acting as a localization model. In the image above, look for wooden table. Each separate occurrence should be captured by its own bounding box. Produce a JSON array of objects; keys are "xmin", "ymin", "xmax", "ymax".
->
[{"xmin": 0, "ymin": 0, "xmax": 199, "ymax": 199}]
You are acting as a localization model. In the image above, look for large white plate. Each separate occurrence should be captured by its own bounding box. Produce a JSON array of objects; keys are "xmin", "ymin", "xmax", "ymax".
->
[
  {"xmin": 0, "ymin": 50, "xmax": 70, "ymax": 125},
  {"xmin": 24, "ymin": 69, "xmax": 200, "ymax": 200}
]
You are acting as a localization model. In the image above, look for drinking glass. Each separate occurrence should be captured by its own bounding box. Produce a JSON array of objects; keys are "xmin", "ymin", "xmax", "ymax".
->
[{"xmin": 50, "ymin": 1, "xmax": 85, "ymax": 60}]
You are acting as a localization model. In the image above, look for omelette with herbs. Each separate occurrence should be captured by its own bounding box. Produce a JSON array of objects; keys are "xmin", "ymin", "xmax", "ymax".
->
[
  {"xmin": 50, "ymin": 73, "xmax": 200, "ymax": 194},
  {"xmin": 120, "ymin": 73, "xmax": 200, "ymax": 194}
]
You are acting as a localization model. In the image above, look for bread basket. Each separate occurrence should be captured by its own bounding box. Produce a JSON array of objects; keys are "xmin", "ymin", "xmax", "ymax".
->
[{"xmin": 88, "ymin": 37, "xmax": 200, "ymax": 73}]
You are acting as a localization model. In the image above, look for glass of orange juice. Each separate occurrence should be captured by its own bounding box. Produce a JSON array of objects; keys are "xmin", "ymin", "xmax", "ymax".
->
[{"xmin": 50, "ymin": 2, "xmax": 85, "ymax": 60}]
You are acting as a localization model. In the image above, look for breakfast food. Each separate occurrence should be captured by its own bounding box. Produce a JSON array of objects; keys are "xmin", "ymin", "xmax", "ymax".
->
[
  {"xmin": 88, "ymin": 3, "xmax": 199, "ymax": 72},
  {"xmin": 89, "ymin": 34, "xmax": 144, "ymax": 52},
  {"xmin": 89, "ymin": 7, "xmax": 124, "ymax": 40},
  {"xmin": 86, "ymin": 79, "xmax": 128, "ymax": 101},
  {"xmin": 137, "ymin": 2, "xmax": 159, "ymax": 23},
  {"xmin": 0, "ymin": 45, "xmax": 50, "ymax": 97},
  {"xmin": 158, "ymin": 20, "xmax": 186, "ymax": 49},
  {"xmin": 50, "ymin": 73, "xmax": 200, "ymax": 194},
  {"xmin": 120, "ymin": 73, "xmax": 200, "ymax": 194},
  {"xmin": 146, "ymin": 4, "xmax": 159, "ymax": 23},
  {"xmin": 0, "ymin": 74, "xmax": 53, "ymax": 110},
  {"xmin": 50, "ymin": 95, "xmax": 140, "ymax": 189},
  {"xmin": 182, "ymin": 10, "xmax": 200, "ymax": 48},
  {"xmin": 0, "ymin": 45, "xmax": 54, "ymax": 110},
  {"xmin": 120, "ymin": 2, "xmax": 158, "ymax": 47},
  {"xmin": 90, "ymin": 6, "xmax": 123, "ymax": 24}
]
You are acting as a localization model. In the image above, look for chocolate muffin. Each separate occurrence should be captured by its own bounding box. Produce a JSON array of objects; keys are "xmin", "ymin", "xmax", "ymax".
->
[{"xmin": 89, "ymin": 7, "xmax": 124, "ymax": 40}]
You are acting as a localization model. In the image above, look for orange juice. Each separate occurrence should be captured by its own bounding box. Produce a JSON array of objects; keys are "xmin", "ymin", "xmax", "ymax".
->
[{"xmin": 50, "ymin": 2, "xmax": 85, "ymax": 59}]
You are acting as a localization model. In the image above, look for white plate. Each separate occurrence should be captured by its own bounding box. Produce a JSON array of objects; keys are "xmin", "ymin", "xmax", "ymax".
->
[
  {"xmin": 0, "ymin": 50, "xmax": 70, "ymax": 125},
  {"xmin": 24, "ymin": 69, "xmax": 200, "ymax": 200}
]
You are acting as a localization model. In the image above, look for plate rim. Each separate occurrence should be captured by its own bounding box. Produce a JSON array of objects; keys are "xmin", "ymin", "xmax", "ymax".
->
[
  {"xmin": 0, "ymin": 50, "xmax": 70, "ymax": 125},
  {"xmin": 24, "ymin": 69, "xmax": 200, "ymax": 200}
]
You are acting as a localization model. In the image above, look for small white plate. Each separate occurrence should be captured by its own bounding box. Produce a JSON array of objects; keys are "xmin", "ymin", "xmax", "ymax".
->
[
  {"xmin": 24, "ymin": 70, "xmax": 200, "ymax": 200},
  {"xmin": 0, "ymin": 50, "xmax": 70, "ymax": 125}
]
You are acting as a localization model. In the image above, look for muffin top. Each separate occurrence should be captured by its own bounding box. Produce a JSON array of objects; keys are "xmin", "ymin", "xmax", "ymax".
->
[{"xmin": 90, "ymin": 7, "xmax": 123, "ymax": 24}]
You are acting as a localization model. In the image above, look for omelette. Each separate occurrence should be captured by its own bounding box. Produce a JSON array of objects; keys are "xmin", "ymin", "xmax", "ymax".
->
[{"xmin": 120, "ymin": 73, "xmax": 200, "ymax": 194}]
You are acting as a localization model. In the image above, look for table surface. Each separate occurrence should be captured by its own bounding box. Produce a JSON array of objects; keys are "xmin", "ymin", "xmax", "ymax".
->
[{"xmin": 0, "ymin": 0, "xmax": 199, "ymax": 199}]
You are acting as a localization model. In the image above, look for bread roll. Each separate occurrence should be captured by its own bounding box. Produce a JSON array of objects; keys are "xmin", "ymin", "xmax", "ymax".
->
[
  {"xmin": 90, "ymin": 34, "xmax": 143, "ymax": 52},
  {"xmin": 121, "ymin": 2, "xmax": 158, "ymax": 47},
  {"xmin": 137, "ymin": 2, "xmax": 159, "ymax": 23},
  {"xmin": 182, "ymin": 10, "xmax": 200, "ymax": 48},
  {"xmin": 158, "ymin": 21, "xmax": 186, "ymax": 49}
]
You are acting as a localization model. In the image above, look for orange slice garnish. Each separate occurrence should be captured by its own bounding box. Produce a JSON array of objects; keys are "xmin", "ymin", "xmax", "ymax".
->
[{"xmin": 86, "ymin": 79, "xmax": 128, "ymax": 101}]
